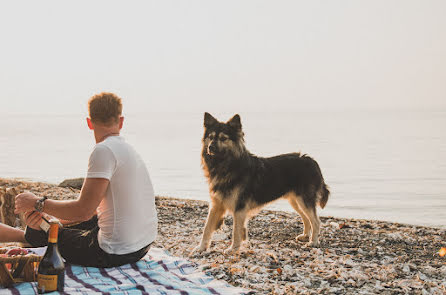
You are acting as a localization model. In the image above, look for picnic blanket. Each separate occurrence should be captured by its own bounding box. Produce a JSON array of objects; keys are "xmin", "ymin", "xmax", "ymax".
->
[{"xmin": 1, "ymin": 248, "xmax": 250, "ymax": 295}]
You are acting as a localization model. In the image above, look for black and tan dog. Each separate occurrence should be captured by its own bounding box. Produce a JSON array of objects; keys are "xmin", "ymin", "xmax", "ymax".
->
[{"xmin": 192, "ymin": 113, "xmax": 330, "ymax": 254}]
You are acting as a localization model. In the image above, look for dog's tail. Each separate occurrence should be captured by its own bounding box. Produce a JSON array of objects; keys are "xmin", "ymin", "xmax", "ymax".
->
[{"xmin": 318, "ymin": 182, "xmax": 330, "ymax": 209}]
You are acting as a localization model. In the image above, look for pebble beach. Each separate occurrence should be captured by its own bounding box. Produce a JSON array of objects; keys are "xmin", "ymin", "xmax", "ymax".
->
[{"xmin": 1, "ymin": 178, "xmax": 445, "ymax": 294}]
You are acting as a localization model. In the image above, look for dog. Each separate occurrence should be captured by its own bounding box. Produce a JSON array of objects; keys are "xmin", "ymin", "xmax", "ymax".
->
[{"xmin": 192, "ymin": 112, "xmax": 330, "ymax": 254}]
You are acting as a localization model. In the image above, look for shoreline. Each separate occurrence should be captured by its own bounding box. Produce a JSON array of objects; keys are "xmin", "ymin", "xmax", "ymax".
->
[
  {"xmin": 1, "ymin": 178, "xmax": 446, "ymax": 294},
  {"xmin": 3, "ymin": 177, "xmax": 444, "ymax": 230}
]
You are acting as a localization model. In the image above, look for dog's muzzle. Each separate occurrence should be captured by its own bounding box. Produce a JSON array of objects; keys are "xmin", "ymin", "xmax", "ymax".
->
[{"xmin": 207, "ymin": 144, "xmax": 217, "ymax": 156}]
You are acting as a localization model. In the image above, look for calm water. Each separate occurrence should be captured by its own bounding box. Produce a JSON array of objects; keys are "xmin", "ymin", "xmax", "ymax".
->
[{"xmin": 1, "ymin": 109, "xmax": 445, "ymax": 228}]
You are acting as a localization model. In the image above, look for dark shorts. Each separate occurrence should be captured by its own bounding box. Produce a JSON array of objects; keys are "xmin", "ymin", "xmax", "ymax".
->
[{"xmin": 25, "ymin": 216, "xmax": 150, "ymax": 268}]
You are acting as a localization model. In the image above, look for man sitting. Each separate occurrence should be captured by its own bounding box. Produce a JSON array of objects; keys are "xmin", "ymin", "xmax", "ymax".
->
[{"xmin": 15, "ymin": 92, "xmax": 157, "ymax": 267}]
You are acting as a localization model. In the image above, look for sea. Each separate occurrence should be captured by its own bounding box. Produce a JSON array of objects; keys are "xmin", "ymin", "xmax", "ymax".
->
[{"xmin": 1, "ymin": 109, "xmax": 445, "ymax": 228}]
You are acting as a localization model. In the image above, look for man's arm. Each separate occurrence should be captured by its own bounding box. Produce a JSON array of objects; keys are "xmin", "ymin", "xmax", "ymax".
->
[{"xmin": 15, "ymin": 178, "xmax": 109, "ymax": 222}]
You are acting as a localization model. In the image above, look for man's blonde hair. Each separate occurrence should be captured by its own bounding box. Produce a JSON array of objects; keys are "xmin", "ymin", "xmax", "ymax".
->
[{"xmin": 88, "ymin": 92, "xmax": 123, "ymax": 126}]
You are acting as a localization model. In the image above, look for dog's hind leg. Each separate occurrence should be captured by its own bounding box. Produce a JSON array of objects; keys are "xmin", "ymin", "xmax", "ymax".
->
[
  {"xmin": 225, "ymin": 209, "xmax": 248, "ymax": 254},
  {"xmin": 294, "ymin": 196, "xmax": 321, "ymax": 247},
  {"xmin": 192, "ymin": 201, "xmax": 226, "ymax": 254},
  {"xmin": 288, "ymin": 197, "xmax": 311, "ymax": 242}
]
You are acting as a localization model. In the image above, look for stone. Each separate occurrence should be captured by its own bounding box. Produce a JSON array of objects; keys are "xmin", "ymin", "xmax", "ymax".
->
[{"xmin": 58, "ymin": 178, "xmax": 84, "ymax": 190}]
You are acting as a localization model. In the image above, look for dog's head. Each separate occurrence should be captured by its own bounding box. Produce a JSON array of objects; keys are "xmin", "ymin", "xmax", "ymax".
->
[{"xmin": 202, "ymin": 112, "xmax": 246, "ymax": 159}]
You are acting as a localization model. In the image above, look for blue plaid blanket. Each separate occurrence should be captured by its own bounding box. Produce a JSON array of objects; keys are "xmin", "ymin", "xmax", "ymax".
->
[{"xmin": 2, "ymin": 248, "xmax": 250, "ymax": 295}]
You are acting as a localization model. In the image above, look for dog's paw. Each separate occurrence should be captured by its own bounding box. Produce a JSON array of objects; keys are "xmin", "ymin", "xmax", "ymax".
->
[
  {"xmin": 189, "ymin": 245, "xmax": 208, "ymax": 257},
  {"xmin": 296, "ymin": 234, "xmax": 310, "ymax": 242},
  {"xmin": 306, "ymin": 241, "xmax": 320, "ymax": 248},
  {"xmin": 223, "ymin": 247, "xmax": 240, "ymax": 255}
]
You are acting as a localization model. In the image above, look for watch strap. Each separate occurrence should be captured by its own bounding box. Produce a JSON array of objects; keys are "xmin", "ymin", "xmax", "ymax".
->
[{"xmin": 34, "ymin": 196, "xmax": 48, "ymax": 212}]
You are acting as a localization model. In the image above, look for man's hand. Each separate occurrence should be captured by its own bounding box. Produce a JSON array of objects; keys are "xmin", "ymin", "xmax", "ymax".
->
[
  {"xmin": 24, "ymin": 211, "xmax": 45, "ymax": 231},
  {"xmin": 15, "ymin": 192, "xmax": 39, "ymax": 214}
]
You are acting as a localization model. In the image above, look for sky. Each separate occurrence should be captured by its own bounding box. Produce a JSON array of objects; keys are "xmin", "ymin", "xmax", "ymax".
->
[{"xmin": 0, "ymin": 1, "xmax": 445, "ymax": 115}]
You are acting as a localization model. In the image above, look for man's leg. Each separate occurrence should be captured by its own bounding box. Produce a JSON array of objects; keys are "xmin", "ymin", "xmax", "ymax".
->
[
  {"xmin": 24, "ymin": 216, "xmax": 99, "ymax": 248},
  {"xmin": 25, "ymin": 216, "xmax": 149, "ymax": 267},
  {"xmin": 103, "ymin": 245, "xmax": 151, "ymax": 267},
  {"xmin": 24, "ymin": 227, "xmax": 49, "ymax": 247},
  {"xmin": 58, "ymin": 227, "xmax": 150, "ymax": 267},
  {"xmin": 63, "ymin": 215, "xmax": 98, "ymax": 231},
  {"xmin": 57, "ymin": 225, "xmax": 106, "ymax": 266}
]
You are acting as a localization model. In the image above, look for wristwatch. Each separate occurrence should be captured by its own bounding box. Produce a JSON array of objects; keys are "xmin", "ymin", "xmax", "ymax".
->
[{"xmin": 34, "ymin": 196, "xmax": 48, "ymax": 212}]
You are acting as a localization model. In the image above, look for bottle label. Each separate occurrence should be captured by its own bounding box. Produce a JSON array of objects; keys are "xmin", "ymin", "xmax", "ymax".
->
[
  {"xmin": 40, "ymin": 219, "xmax": 50, "ymax": 232},
  {"xmin": 37, "ymin": 274, "xmax": 58, "ymax": 292}
]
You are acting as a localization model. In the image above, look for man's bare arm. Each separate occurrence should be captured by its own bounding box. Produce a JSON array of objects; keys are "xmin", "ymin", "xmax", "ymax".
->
[
  {"xmin": 43, "ymin": 178, "xmax": 109, "ymax": 221},
  {"xmin": 15, "ymin": 178, "xmax": 109, "ymax": 222}
]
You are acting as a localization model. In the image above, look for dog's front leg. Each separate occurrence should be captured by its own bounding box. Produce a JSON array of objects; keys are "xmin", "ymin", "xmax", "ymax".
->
[
  {"xmin": 224, "ymin": 210, "xmax": 247, "ymax": 254},
  {"xmin": 191, "ymin": 203, "xmax": 225, "ymax": 255}
]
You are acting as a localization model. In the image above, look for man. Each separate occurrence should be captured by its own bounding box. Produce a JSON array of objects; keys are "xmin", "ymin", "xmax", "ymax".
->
[{"xmin": 15, "ymin": 92, "xmax": 157, "ymax": 267}]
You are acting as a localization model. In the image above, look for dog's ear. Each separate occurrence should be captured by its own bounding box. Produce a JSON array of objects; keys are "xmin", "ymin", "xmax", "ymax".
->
[
  {"xmin": 227, "ymin": 114, "xmax": 242, "ymax": 130},
  {"xmin": 204, "ymin": 112, "xmax": 218, "ymax": 128}
]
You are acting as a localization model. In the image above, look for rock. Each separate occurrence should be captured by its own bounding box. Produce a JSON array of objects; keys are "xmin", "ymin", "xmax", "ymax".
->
[
  {"xmin": 330, "ymin": 222, "xmax": 340, "ymax": 228},
  {"xmin": 58, "ymin": 178, "xmax": 84, "ymax": 189},
  {"xmin": 402, "ymin": 264, "xmax": 410, "ymax": 273},
  {"xmin": 374, "ymin": 280, "xmax": 384, "ymax": 290},
  {"xmin": 417, "ymin": 272, "xmax": 428, "ymax": 281}
]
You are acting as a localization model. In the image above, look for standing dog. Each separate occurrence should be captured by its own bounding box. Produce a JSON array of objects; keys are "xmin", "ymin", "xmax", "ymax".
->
[{"xmin": 192, "ymin": 113, "xmax": 330, "ymax": 254}]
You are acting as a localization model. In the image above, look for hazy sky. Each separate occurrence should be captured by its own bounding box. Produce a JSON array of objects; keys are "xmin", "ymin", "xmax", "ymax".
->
[{"xmin": 0, "ymin": 1, "xmax": 445, "ymax": 115}]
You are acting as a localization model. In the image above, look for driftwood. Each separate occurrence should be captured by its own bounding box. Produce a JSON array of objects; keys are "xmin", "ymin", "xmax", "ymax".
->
[{"xmin": 0, "ymin": 187, "xmax": 25, "ymax": 228}]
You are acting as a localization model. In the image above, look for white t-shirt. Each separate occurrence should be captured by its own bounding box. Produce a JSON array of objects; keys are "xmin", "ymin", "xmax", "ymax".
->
[{"xmin": 86, "ymin": 135, "xmax": 157, "ymax": 255}]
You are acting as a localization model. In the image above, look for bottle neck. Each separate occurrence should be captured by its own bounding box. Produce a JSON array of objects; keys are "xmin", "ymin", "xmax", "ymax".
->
[
  {"xmin": 48, "ymin": 237, "xmax": 58, "ymax": 243},
  {"xmin": 44, "ymin": 242, "xmax": 58, "ymax": 257},
  {"xmin": 48, "ymin": 222, "xmax": 59, "ymax": 244}
]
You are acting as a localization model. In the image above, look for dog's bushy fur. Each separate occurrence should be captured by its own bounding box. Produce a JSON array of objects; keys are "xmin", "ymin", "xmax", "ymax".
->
[{"xmin": 193, "ymin": 113, "xmax": 330, "ymax": 254}]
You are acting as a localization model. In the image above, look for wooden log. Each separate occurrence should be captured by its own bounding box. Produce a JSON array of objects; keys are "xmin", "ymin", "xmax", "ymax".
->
[{"xmin": 0, "ymin": 187, "xmax": 25, "ymax": 228}]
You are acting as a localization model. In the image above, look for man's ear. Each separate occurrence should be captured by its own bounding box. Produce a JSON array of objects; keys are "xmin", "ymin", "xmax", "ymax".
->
[
  {"xmin": 119, "ymin": 116, "xmax": 124, "ymax": 129},
  {"xmin": 86, "ymin": 118, "xmax": 94, "ymax": 130},
  {"xmin": 204, "ymin": 112, "xmax": 218, "ymax": 128},
  {"xmin": 227, "ymin": 114, "xmax": 242, "ymax": 130}
]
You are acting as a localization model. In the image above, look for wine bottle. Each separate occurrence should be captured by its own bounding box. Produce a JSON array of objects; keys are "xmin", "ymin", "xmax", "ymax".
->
[{"xmin": 37, "ymin": 220, "xmax": 65, "ymax": 293}]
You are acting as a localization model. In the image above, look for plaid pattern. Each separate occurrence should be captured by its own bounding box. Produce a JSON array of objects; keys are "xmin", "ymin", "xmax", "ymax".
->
[{"xmin": 3, "ymin": 248, "xmax": 250, "ymax": 295}]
